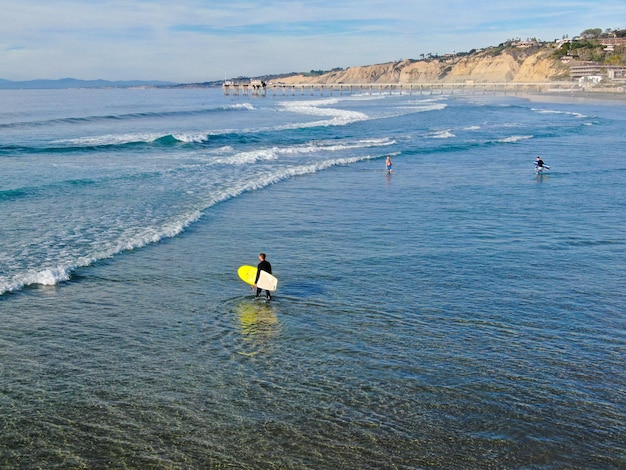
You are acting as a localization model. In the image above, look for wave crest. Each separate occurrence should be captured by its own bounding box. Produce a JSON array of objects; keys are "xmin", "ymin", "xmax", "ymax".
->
[{"xmin": 497, "ymin": 135, "xmax": 534, "ymax": 143}]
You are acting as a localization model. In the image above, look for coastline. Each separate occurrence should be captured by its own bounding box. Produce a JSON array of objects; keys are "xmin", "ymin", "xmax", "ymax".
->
[
  {"xmin": 524, "ymin": 88, "xmax": 626, "ymax": 105},
  {"xmin": 221, "ymin": 76, "xmax": 626, "ymax": 106}
]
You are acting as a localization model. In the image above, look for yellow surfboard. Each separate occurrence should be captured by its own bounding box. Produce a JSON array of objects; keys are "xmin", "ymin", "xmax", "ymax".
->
[{"xmin": 238, "ymin": 265, "xmax": 278, "ymax": 291}]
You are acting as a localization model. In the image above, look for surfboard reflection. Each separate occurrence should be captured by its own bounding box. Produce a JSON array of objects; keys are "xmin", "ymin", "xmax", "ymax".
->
[{"xmin": 237, "ymin": 300, "xmax": 279, "ymax": 339}]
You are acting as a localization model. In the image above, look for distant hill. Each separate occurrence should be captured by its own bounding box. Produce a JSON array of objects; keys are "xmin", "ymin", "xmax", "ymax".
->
[
  {"xmin": 271, "ymin": 42, "xmax": 569, "ymax": 85},
  {"xmin": 249, "ymin": 30, "xmax": 626, "ymax": 85},
  {"xmin": 0, "ymin": 78, "xmax": 177, "ymax": 90}
]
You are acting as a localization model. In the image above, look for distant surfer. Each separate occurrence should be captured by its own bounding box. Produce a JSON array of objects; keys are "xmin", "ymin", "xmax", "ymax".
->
[
  {"xmin": 535, "ymin": 156, "xmax": 549, "ymax": 172},
  {"xmin": 386, "ymin": 155, "xmax": 393, "ymax": 174},
  {"xmin": 535, "ymin": 156, "xmax": 544, "ymax": 169},
  {"xmin": 254, "ymin": 253, "xmax": 272, "ymax": 300}
]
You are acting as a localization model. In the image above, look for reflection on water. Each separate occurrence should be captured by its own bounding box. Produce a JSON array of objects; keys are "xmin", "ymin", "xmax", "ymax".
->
[
  {"xmin": 535, "ymin": 173, "xmax": 550, "ymax": 183},
  {"xmin": 238, "ymin": 300, "xmax": 278, "ymax": 335},
  {"xmin": 235, "ymin": 299, "xmax": 280, "ymax": 356}
]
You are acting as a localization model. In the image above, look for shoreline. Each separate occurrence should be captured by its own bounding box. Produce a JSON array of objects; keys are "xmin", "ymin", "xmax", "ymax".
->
[
  {"xmin": 523, "ymin": 88, "xmax": 626, "ymax": 105},
  {"xmin": 219, "ymin": 78, "xmax": 626, "ymax": 106}
]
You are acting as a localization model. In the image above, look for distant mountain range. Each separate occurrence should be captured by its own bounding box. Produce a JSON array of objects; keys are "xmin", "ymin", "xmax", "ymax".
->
[{"xmin": 0, "ymin": 78, "xmax": 177, "ymax": 90}]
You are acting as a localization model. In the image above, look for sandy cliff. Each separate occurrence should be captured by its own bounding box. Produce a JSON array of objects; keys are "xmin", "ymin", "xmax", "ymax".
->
[{"xmin": 277, "ymin": 46, "xmax": 568, "ymax": 84}]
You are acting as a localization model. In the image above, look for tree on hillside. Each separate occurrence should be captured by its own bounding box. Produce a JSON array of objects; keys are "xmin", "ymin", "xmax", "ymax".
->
[{"xmin": 581, "ymin": 28, "xmax": 602, "ymax": 38}]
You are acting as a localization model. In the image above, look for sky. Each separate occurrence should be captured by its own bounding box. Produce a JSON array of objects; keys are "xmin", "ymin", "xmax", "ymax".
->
[{"xmin": 2, "ymin": 0, "xmax": 625, "ymax": 83}]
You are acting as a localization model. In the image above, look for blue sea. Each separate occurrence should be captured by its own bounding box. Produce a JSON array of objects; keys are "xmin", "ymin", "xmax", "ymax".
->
[{"xmin": 1, "ymin": 87, "xmax": 624, "ymax": 469}]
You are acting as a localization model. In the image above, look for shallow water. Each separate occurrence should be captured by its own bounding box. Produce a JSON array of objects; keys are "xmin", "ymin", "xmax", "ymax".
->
[{"xmin": 1, "ymin": 88, "xmax": 624, "ymax": 468}]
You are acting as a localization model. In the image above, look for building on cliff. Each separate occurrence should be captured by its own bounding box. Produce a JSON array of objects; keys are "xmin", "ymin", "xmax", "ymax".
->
[{"xmin": 570, "ymin": 62, "xmax": 626, "ymax": 80}]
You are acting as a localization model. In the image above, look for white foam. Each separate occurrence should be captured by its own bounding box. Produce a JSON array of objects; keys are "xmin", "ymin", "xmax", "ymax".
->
[
  {"xmin": 430, "ymin": 129, "xmax": 455, "ymax": 139},
  {"xmin": 56, "ymin": 133, "xmax": 165, "ymax": 146},
  {"xmin": 213, "ymin": 137, "xmax": 395, "ymax": 165},
  {"xmin": 53, "ymin": 98, "xmax": 374, "ymax": 148},
  {"xmin": 0, "ymin": 209, "xmax": 203, "ymax": 295},
  {"xmin": 221, "ymin": 103, "xmax": 255, "ymax": 111},
  {"xmin": 279, "ymin": 99, "xmax": 369, "ymax": 126},
  {"xmin": 531, "ymin": 108, "xmax": 587, "ymax": 118},
  {"xmin": 231, "ymin": 154, "xmax": 379, "ymax": 195},
  {"xmin": 399, "ymin": 102, "xmax": 447, "ymax": 113},
  {"xmin": 497, "ymin": 135, "xmax": 534, "ymax": 143},
  {"xmin": 170, "ymin": 133, "xmax": 210, "ymax": 143},
  {"xmin": 0, "ymin": 144, "xmax": 387, "ymax": 295},
  {"xmin": 1, "ymin": 266, "xmax": 70, "ymax": 294},
  {"xmin": 59, "ymin": 131, "xmax": 225, "ymax": 146},
  {"xmin": 217, "ymin": 148, "xmax": 280, "ymax": 165}
]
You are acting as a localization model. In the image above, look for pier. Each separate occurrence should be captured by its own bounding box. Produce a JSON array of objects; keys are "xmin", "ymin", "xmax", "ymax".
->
[{"xmin": 223, "ymin": 81, "xmax": 577, "ymax": 97}]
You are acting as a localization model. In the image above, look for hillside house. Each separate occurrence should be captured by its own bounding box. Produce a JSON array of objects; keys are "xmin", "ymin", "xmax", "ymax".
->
[{"xmin": 570, "ymin": 62, "xmax": 626, "ymax": 81}]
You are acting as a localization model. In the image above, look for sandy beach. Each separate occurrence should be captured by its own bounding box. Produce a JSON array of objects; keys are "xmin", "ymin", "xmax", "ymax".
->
[{"xmin": 524, "ymin": 87, "xmax": 626, "ymax": 104}]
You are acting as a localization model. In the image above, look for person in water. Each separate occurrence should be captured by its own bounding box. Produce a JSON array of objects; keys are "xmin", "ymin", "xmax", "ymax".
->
[
  {"xmin": 535, "ymin": 156, "xmax": 545, "ymax": 169},
  {"xmin": 254, "ymin": 252, "xmax": 272, "ymax": 300},
  {"xmin": 386, "ymin": 155, "xmax": 393, "ymax": 173}
]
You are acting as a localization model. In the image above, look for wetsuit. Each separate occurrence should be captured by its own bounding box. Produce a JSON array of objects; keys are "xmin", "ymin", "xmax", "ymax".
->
[{"xmin": 255, "ymin": 259, "xmax": 272, "ymax": 299}]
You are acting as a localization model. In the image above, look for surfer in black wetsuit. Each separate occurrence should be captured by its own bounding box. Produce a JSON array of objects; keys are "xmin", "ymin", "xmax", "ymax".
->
[
  {"xmin": 535, "ymin": 156, "xmax": 545, "ymax": 169},
  {"xmin": 254, "ymin": 253, "xmax": 272, "ymax": 300}
]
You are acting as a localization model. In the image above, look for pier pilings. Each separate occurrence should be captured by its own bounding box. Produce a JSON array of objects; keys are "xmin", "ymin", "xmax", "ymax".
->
[{"xmin": 222, "ymin": 82, "xmax": 576, "ymax": 97}]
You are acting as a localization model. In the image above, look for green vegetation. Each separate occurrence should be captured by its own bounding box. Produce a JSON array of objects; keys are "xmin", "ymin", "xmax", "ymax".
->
[
  {"xmin": 555, "ymin": 39, "xmax": 606, "ymax": 62},
  {"xmin": 427, "ymin": 27, "xmax": 626, "ymax": 66},
  {"xmin": 553, "ymin": 28, "xmax": 626, "ymax": 65},
  {"xmin": 303, "ymin": 67, "xmax": 345, "ymax": 77}
]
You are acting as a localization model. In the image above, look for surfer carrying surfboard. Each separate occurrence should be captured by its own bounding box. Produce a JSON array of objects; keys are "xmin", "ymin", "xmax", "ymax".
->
[
  {"xmin": 535, "ymin": 156, "xmax": 549, "ymax": 172},
  {"xmin": 535, "ymin": 156, "xmax": 544, "ymax": 169},
  {"xmin": 254, "ymin": 253, "xmax": 273, "ymax": 300}
]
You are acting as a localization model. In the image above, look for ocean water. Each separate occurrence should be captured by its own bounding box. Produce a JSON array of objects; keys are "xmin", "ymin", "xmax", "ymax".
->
[{"xmin": 0, "ymin": 87, "xmax": 624, "ymax": 469}]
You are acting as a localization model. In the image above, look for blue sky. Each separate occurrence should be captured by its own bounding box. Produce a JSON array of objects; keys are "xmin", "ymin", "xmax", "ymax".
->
[{"xmin": 2, "ymin": 0, "xmax": 624, "ymax": 83}]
